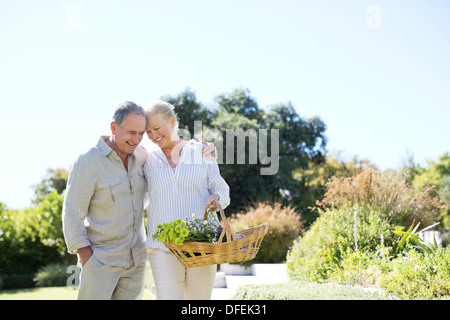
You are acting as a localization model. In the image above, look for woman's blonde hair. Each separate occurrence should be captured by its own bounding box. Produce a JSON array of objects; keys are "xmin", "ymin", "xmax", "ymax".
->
[{"xmin": 145, "ymin": 100, "xmax": 179, "ymax": 130}]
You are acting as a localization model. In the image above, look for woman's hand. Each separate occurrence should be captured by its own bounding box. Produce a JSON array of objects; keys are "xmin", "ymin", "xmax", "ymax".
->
[
  {"xmin": 205, "ymin": 194, "xmax": 220, "ymax": 211},
  {"xmin": 199, "ymin": 135, "xmax": 217, "ymax": 161}
]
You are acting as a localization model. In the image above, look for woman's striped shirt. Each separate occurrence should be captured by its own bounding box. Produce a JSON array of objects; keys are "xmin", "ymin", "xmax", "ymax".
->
[{"xmin": 144, "ymin": 139, "xmax": 230, "ymax": 250}]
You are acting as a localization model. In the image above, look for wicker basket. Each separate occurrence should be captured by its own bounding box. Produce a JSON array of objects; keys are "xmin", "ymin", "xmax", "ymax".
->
[{"xmin": 163, "ymin": 203, "xmax": 269, "ymax": 268}]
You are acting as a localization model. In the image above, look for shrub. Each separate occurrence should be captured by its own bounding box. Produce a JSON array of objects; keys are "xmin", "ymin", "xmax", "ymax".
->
[
  {"xmin": 286, "ymin": 205, "xmax": 402, "ymax": 283},
  {"xmin": 377, "ymin": 247, "xmax": 450, "ymax": 299},
  {"xmin": 232, "ymin": 281, "xmax": 384, "ymax": 300},
  {"xmin": 287, "ymin": 168, "xmax": 449, "ymax": 298},
  {"xmin": 327, "ymin": 249, "xmax": 391, "ymax": 287},
  {"xmin": 34, "ymin": 263, "xmax": 70, "ymax": 287},
  {"xmin": 316, "ymin": 168, "xmax": 445, "ymax": 228},
  {"xmin": 0, "ymin": 195, "xmax": 76, "ymax": 289},
  {"xmin": 229, "ymin": 202, "xmax": 302, "ymax": 263},
  {"xmin": 0, "ymin": 206, "xmax": 55, "ymax": 288},
  {"xmin": 0, "ymin": 273, "xmax": 36, "ymax": 290}
]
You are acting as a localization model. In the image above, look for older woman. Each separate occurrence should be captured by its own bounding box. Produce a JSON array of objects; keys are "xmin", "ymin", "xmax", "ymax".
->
[{"xmin": 144, "ymin": 100, "xmax": 230, "ymax": 300}]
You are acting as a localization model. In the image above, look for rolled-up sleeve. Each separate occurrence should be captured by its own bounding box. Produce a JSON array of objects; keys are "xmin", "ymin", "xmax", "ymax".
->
[{"xmin": 62, "ymin": 156, "xmax": 94, "ymax": 254}]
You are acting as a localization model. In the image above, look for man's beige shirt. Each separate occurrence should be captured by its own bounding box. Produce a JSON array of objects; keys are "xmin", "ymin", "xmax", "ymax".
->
[{"xmin": 62, "ymin": 136, "xmax": 147, "ymax": 268}]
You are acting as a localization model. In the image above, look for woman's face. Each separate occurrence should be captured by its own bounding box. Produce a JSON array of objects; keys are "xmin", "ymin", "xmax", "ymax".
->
[{"xmin": 146, "ymin": 112, "xmax": 177, "ymax": 149}]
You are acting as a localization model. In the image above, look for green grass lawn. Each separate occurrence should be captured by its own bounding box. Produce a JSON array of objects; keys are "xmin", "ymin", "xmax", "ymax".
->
[
  {"xmin": 0, "ymin": 286, "xmax": 154, "ymax": 300},
  {"xmin": 0, "ymin": 287, "xmax": 79, "ymax": 300},
  {"xmin": 0, "ymin": 263, "xmax": 156, "ymax": 300}
]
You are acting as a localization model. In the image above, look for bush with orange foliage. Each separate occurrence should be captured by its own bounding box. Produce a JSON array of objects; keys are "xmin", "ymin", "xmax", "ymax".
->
[
  {"xmin": 316, "ymin": 168, "xmax": 445, "ymax": 228},
  {"xmin": 229, "ymin": 202, "xmax": 302, "ymax": 263}
]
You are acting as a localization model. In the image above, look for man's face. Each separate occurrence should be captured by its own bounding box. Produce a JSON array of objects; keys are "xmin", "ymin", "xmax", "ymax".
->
[{"xmin": 111, "ymin": 113, "xmax": 146, "ymax": 158}]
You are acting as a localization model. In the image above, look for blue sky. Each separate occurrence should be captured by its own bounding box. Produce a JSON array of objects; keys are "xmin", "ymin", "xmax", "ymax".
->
[{"xmin": 1, "ymin": 0, "xmax": 449, "ymax": 209}]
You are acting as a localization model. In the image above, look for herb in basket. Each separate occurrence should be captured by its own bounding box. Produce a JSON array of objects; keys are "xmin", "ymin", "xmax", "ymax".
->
[{"xmin": 152, "ymin": 212, "xmax": 224, "ymax": 245}]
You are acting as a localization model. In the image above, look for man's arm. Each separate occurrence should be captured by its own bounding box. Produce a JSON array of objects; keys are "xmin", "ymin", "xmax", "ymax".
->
[{"xmin": 62, "ymin": 157, "xmax": 95, "ymax": 263}]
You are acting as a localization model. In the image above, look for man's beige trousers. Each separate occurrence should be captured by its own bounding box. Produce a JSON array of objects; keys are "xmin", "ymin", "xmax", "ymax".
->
[{"xmin": 77, "ymin": 254, "xmax": 146, "ymax": 300}]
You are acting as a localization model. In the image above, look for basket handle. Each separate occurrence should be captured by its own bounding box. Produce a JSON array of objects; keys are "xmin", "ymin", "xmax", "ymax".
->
[{"xmin": 204, "ymin": 201, "xmax": 234, "ymax": 244}]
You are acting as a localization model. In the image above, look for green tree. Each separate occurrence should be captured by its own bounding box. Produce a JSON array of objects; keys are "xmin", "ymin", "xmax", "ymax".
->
[
  {"xmin": 263, "ymin": 102, "xmax": 327, "ymax": 208},
  {"xmin": 33, "ymin": 168, "xmax": 68, "ymax": 204},
  {"xmin": 208, "ymin": 102, "xmax": 265, "ymax": 212},
  {"xmin": 1, "ymin": 174, "xmax": 73, "ymax": 289},
  {"xmin": 409, "ymin": 152, "xmax": 450, "ymax": 229},
  {"xmin": 0, "ymin": 203, "xmax": 17, "ymax": 277},
  {"xmin": 0, "ymin": 203, "xmax": 64, "ymax": 288},
  {"xmin": 213, "ymin": 87, "xmax": 264, "ymax": 124},
  {"xmin": 203, "ymin": 88, "xmax": 327, "ymax": 213},
  {"xmin": 36, "ymin": 190, "xmax": 70, "ymax": 260}
]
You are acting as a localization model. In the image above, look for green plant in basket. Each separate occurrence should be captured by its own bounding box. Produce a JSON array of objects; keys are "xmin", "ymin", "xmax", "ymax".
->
[
  {"xmin": 152, "ymin": 210, "xmax": 223, "ymax": 245},
  {"xmin": 152, "ymin": 218, "xmax": 190, "ymax": 245}
]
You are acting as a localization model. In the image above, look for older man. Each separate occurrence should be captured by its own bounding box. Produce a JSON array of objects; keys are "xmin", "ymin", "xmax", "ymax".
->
[{"xmin": 63, "ymin": 101, "xmax": 148, "ymax": 299}]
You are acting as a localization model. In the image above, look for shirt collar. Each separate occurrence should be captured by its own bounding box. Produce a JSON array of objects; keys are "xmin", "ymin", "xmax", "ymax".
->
[
  {"xmin": 97, "ymin": 136, "xmax": 113, "ymax": 157},
  {"xmin": 155, "ymin": 139, "xmax": 202, "ymax": 166}
]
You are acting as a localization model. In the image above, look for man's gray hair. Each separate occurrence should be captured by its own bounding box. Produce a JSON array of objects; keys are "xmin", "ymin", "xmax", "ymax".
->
[{"xmin": 113, "ymin": 101, "xmax": 146, "ymax": 127}]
